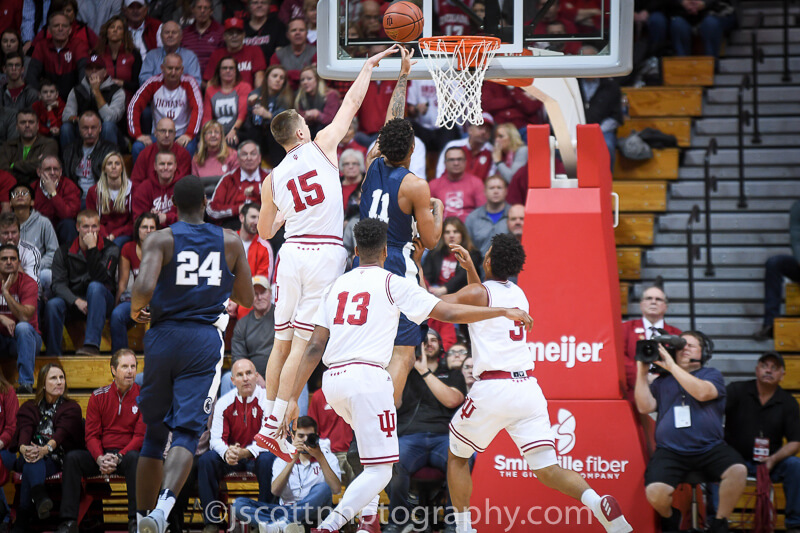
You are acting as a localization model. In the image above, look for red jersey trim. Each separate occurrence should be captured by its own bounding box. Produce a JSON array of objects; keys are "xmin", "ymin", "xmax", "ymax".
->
[{"xmin": 312, "ymin": 142, "xmax": 339, "ymax": 171}]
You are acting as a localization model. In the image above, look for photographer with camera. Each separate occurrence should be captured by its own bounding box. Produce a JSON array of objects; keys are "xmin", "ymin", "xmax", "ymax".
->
[
  {"xmin": 634, "ymin": 331, "xmax": 747, "ymax": 533},
  {"xmin": 232, "ymin": 415, "xmax": 341, "ymax": 533}
]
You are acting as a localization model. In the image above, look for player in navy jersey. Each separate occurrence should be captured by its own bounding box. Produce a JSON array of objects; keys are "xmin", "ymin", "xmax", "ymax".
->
[
  {"xmin": 360, "ymin": 46, "xmax": 444, "ymax": 405},
  {"xmin": 130, "ymin": 176, "xmax": 254, "ymax": 533}
]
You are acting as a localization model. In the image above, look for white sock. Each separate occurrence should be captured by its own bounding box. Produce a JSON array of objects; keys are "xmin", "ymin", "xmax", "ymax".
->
[
  {"xmin": 454, "ymin": 510, "xmax": 472, "ymax": 533},
  {"xmin": 362, "ymin": 495, "xmax": 379, "ymax": 517},
  {"xmin": 319, "ymin": 464, "xmax": 393, "ymax": 530},
  {"xmin": 154, "ymin": 488, "xmax": 176, "ymax": 518},
  {"xmin": 581, "ymin": 489, "xmax": 602, "ymax": 514},
  {"xmin": 263, "ymin": 399, "xmax": 275, "ymax": 420},
  {"xmin": 272, "ymin": 398, "xmax": 288, "ymax": 425}
]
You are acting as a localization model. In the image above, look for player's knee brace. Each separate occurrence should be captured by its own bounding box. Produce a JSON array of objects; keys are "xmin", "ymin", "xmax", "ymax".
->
[
  {"xmin": 170, "ymin": 427, "xmax": 200, "ymax": 455},
  {"xmin": 141, "ymin": 423, "xmax": 170, "ymax": 459}
]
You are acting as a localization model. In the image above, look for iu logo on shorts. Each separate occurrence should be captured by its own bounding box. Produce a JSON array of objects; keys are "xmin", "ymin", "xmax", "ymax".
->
[
  {"xmin": 378, "ymin": 410, "xmax": 396, "ymax": 438},
  {"xmin": 460, "ymin": 397, "xmax": 476, "ymax": 420}
]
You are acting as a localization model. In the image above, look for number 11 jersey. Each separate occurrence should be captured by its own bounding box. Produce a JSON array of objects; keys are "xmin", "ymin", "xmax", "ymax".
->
[
  {"xmin": 314, "ymin": 266, "xmax": 441, "ymax": 368},
  {"xmin": 271, "ymin": 142, "xmax": 344, "ymax": 240},
  {"xmin": 150, "ymin": 221, "xmax": 235, "ymax": 325}
]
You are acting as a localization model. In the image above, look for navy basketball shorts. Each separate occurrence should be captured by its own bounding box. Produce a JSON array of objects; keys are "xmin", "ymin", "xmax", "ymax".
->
[
  {"xmin": 385, "ymin": 244, "xmax": 425, "ymax": 346},
  {"xmin": 138, "ymin": 321, "xmax": 225, "ymax": 436}
]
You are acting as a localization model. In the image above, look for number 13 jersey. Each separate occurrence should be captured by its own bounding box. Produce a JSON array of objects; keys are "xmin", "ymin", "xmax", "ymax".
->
[
  {"xmin": 150, "ymin": 221, "xmax": 235, "ymax": 325},
  {"xmin": 314, "ymin": 266, "xmax": 440, "ymax": 368},
  {"xmin": 468, "ymin": 280, "xmax": 534, "ymax": 378},
  {"xmin": 271, "ymin": 142, "xmax": 344, "ymax": 240}
]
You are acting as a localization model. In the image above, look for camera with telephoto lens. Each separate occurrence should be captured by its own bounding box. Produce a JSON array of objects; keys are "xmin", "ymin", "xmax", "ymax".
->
[{"xmin": 635, "ymin": 334, "xmax": 687, "ymax": 364}]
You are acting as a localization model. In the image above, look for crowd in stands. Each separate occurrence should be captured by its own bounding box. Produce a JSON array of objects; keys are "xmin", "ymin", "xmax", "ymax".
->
[{"xmin": 0, "ymin": 0, "xmax": 753, "ymax": 530}]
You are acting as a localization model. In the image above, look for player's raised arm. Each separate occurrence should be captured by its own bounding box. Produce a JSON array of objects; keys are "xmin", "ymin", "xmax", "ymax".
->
[
  {"xmin": 258, "ymin": 172, "xmax": 282, "ymax": 240},
  {"xmin": 365, "ymin": 47, "xmax": 416, "ymax": 170},
  {"xmin": 224, "ymin": 229, "xmax": 255, "ymax": 308},
  {"xmin": 315, "ymin": 45, "xmax": 399, "ymax": 157},
  {"xmin": 130, "ymin": 230, "xmax": 172, "ymax": 322}
]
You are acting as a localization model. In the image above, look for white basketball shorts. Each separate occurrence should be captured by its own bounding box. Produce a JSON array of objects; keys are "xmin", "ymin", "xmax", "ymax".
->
[{"xmin": 322, "ymin": 362, "xmax": 399, "ymax": 466}]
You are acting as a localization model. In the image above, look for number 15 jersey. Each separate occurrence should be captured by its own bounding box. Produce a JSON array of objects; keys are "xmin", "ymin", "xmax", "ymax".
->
[
  {"xmin": 150, "ymin": 221, "xmax": 235, "ymax": 325},
  {"xmin": 314, "ymin": 266, "xmax": 441, "ymax": 368},
  {"xmin": 271, "ymin": 142, "xmax": 344, "ymax": 240}
]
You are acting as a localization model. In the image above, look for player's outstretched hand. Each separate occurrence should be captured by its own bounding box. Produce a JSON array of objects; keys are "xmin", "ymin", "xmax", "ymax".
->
[
  {"xmin": 505, "ymin": 308, "xmax": 533, "ymax": 331},
  {"xmin": 366, "ymin": 44, "xmax": 399, "ymax": 68},
  {"xmin": 450, "ymin": 243, "xmax": 474, "ymax": 268},
  {"xmin": 399, "ymin": 46, "xmax": 417, "ymax": 75}
]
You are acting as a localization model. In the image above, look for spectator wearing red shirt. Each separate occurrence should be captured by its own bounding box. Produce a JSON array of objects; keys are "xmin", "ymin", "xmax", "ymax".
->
[
  {"xmin": 422, "ymin": 217, "xmax": 483, "ymax": 296},
  {"xmin": 57, "ymin": 350, "xmax": 144, "ymax": 533},
  {"xmin": 110, "ymin": 213, "xmax": 157, "ymax": 352},
  {"xmin": 95, "ymin": 15, "xmax": 144, "ymax": 104},
  {"xmin": 269, "ymin": 17, "xmax": 316, "ymax": 90},
  {"xmin": 0, "ymin": 0, "xmax": 23, "ymax": 37},
  {"xmin": 435, "ymin": 114, "xmax": 496, "ymax": 181},
  {"xmin": 338, "ymin": 148, "xmax": 364, "ymax": 214},
  {"xmin": 336, "ymin": 118, "xmax": 367, "ymax": 162},
  {"xmin": 0, "ymin": 368, "xmax": 19, "ymax": 501},
  {"xmin": 128, "ymin": 53, "xmax": 203, "ymax": 161},
  {"xmin": 355, "ymin": 75, "xmax": 396, "ymax": 147},
  {"xmin": 123, "ymin": 0, "xmax": 162, "ymax": 58},
  {"xmin": 133, "ymin": 151, "xmax": 181, "ymax": 226},
  {"xmin": 229, "ymin": 205, "xmax": 274, "ymax": 321},
  {"xmin": 205, "ymin": 18, "xmax": 267, "ymax": 90},
  {"xmin": 482, "ymin": 82, "xmax": 544, "ymax": 131},
  {"xmin": 31, "ymin": 80, "xmax": 64, "ymax": 138},
  {"xmin": 429, "ymin": 147, "xmax": 486, "ymax": 222},
  {"xmin": 26, "ymin": 13, "xmax": 89, "ymax": 101},
  {"xmin": 31, "ymin": 155, "xmax": 81, "ymax": 244},
  {"xmin": 30, "ymin": 0, "xmax": 98, "ymax": 52},
  {"xmin": 86, "ymin": 152, "xmax": 133, "ymax": 247},
  {"xmin": 308, "ymin": 388, "xmax": 354, "ymax": 481},
  {"xmin": 0, "ymin": 244, "xmax": 40, "ymax": 392},
  {"xmin": 207, "ymin": 141, "xmax": 266, "ymax": 227},
  {"xmin": 181, "ymin": 0, "xmax": 224, "ymax": 73},
  {"xmin": 131, "ymin": 117, "xmax": 192, "ymax": 187},
  {"xmin": 198, "ymin": 359, "xmax": 276, "ymax": 529}
]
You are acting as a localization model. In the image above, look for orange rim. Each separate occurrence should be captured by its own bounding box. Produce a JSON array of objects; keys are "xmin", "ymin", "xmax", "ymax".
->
[{"xmin": 418, "ymin": 35, "xmax": 501, "ymax": 69}]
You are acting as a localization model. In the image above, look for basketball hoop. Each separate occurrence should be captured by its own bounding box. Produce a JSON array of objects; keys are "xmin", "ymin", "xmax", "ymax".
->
[{"xmin": 418, "ymin": 36, "xmax": 501, "ymax": 129}]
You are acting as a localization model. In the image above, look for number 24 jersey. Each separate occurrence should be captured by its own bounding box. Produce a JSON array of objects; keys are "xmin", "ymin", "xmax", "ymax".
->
[{"xmin": 314, "ymin": 266, "xmax": 441, "ymax": 368}]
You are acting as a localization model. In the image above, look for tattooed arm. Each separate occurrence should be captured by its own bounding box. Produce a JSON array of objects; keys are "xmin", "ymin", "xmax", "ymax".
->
[
  {"xmin": 366, "ymin": 46, "xmax": 418, "ymax": 170},
  {"xmin": 385, "ymin": 46, "xmax": 416, "ymax": 123}
]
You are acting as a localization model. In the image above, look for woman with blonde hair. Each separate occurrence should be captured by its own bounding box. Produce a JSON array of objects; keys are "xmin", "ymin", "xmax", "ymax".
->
[
  {"xmin": 86, "ymin": 152, "xmax": 133, "ymax": 247},
  {"xmin": 492, "ymin": 122, "xmax": 529, "ymax": 182},
  {"xmin": 192, "ymin": 120, "xmax": 240, "ymax": 196},
  {"xmin": 295, "ymin": 65, "xmax": 341, "ymax": 136}
]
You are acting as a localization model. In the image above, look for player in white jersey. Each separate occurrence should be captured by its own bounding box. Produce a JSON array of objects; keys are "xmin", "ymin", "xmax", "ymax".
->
[
  {"xmin": 255, "ymin": 45, "xmax": 401, "ymax": 459},
  {"xmin": 278, "ymin": 218, "xmax": 531, "ymax": 533},
  {"xmin": 443, "ymin": 234, "xmax": 633, "ymax": 533}
]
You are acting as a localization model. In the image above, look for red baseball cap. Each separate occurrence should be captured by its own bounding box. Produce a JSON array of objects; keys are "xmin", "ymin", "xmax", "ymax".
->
[
  {"xmin": 86, "ymin": 54, "xmax": 107, "ymax": 69},
  {"xmin": 224, "ymin": 17, "xmax": 245, "ymax": 32}
]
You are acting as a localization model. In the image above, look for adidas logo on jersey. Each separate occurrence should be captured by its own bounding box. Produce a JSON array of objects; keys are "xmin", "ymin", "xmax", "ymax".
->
[{"xmin": 529, "ymin": 336, "xmax": 604, "ymax": 368}]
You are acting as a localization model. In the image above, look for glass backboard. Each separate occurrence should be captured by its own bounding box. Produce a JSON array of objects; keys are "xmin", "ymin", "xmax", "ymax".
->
[{"xmin": 317, "ymin": 0, "xmax": 634, "ymax": 81}]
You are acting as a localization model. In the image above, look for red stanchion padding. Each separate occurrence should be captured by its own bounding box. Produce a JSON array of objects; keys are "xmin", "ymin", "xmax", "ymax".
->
[
  {"xmin": 518, "ymin": 124, "xmax": 625, "ymax": 401},
  {"xmin": 471, "ymin": 400, "xmax": 656, "ymax": 532}
]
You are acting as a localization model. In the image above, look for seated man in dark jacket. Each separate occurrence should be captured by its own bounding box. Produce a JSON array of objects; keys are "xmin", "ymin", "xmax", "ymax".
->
[
  {"xmin": 61, "ymin": 111, "xmax": 116, "ymax": 202},
  {"xmin": 56, "ymin": 349, "xmax": 144, "ymax": 533},
  {"xmin": 44, "ymin": 209, "xmax": 119, "ymax": 356}
]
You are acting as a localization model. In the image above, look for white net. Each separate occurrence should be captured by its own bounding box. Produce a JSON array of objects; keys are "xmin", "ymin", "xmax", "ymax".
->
[{"xmin": 418, "ymin": 37, "xmax": 501, "ymax": 129}]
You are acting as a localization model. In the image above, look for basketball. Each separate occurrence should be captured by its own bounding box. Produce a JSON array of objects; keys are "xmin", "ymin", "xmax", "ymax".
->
[{"xmin": 383, "ymin": 1, "xmax": 424, "ymax": 43}]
